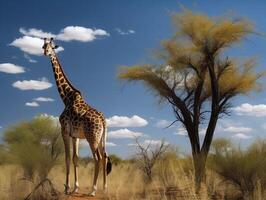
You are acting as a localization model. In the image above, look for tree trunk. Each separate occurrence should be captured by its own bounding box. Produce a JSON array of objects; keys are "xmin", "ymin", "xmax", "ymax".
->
[{"xmin": 193, "ymin": 152, "xmax": 207, "ymax": 194}]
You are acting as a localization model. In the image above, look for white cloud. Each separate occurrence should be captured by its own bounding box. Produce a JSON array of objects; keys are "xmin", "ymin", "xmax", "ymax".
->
[
  {"xmin": 106, "ymin": 142, "xmax": 117, "ymax": 147},
  {"xmin": 0, "ymin": 126, "xmax": 2, "ymax": 129},
  {"xmin": 25, "ymin": 101, "xmax": 39, "ymax": 107},
  {"xmin": 56, "ymin": 26, "xmax": 109, "ymax": 42},
  {"xmin": 12, "ymin": 77, "xmax": 52, "ymax": 90},
  {"xmin": 11, "ymin": 26, "xmax": 108, "ymax": 55},
  {"xmin": 34, "ymin": 97, "xmax": 54, "ymax": 102},
  {"xmin": 24, "ymin": 53, "xmax": 37, "ymax": 63},
  {"xmin": 10, "ymin": 36, "xmax": 64, "ymax": 56},
  {"xmin": 0, "ymin": 63, "xmax": 25, "ymax": 74},
  {"xmin": 10, "ymin": 36, "xmax": 46, "ymax": 56},
  {"xmin": 143, "ymin": 139, "xmax": 168, "ymax": 146},
  {"xmin": 108, "ymin": 128, "xmax": 144, "ymax": 139},
  {"xmin": 223, "ymin": 126, "xmax": 252, "ymax": 133},
  {"xmin": 155, "ymin": 119, "xmax": 173, "ymax": 128},
  {"xmin": 174, "ymin": 127, "xmax": 188, "ymax": 136},
  {"xmin": 115, "ymin": 28, "xmax": 136, "ymax": 35},
  {"xmin": 174, "ymin": 127, "xmax": 206, "ymax": 136},
  {"xmin": 233, "ymin": 103, "xmax": 266, "ymax": 117},
  {"xmin": 199, "ymin": 128, "xmax": 207, "ymax": 136},
  {"xmin": 80, "ymin": 140, "xmax": 117, "ymax": 148},
  {"xmin": 261, "ymin": 123, "xmax": 266, "ymax": 130},
  {"xmin": 232, "ymin": 133, "xmax": 252, "ymax": 139},
  {"xmin": 19, "ymin": 28, "xmax": 56, "ymax": 38},
  {"xmin": 106, "ymin": 115, "xmax": 148, "ymax": 128},
  {"xmin": 128, "ymin": 139, "xmax": 168, "ymax": 147},
  {"xmin": 37, "ymin": 113, "xmax": 60, "ymax": 126}
]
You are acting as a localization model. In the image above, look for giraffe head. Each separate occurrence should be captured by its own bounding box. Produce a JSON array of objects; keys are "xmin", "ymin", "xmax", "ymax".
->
[{"xmin": 42, "ymin": 38, "xmax": 59, "ymax": 56}]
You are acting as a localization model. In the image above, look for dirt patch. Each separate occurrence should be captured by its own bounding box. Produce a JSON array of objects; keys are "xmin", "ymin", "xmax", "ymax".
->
[{"xmin": 58, "ymin": 189, "xmax": 106, "ymax": 200}]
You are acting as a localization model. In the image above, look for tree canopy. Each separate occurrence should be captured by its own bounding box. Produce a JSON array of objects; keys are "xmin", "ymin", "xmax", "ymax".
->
[
  {"xmin": 4, "ymin": 115, "xmax": 64, "ymax": 180},
  {"xmin": 119, "ymin": 11, "xmax": 262, "ymax": 110}
]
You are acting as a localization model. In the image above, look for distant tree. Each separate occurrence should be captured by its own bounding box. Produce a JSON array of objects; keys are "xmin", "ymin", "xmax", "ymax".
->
[
  {"xmin": 134, "ymin": 138, "xmax": 169, "ymax": 182},
  {"xmin": 4, "ymin": 115, "xmax": 64, "ymax": 199},
  {"xmin": 109, "ymin": 154, "xmax": 123, "ymax": 165},
  {"xmin": 79, "ymin": 156, "xmax": 94, "ymax": 166},
  {"xmin": 4, "ymin": 115, "xmax": 64, "ymax": 180},
  {"xmin": 211, "ymin": 138, "xmax": 232, "ymax": 155},
  {"xmin": 118, "ymin": 10, "xmax": 265, "ymax": 190}
]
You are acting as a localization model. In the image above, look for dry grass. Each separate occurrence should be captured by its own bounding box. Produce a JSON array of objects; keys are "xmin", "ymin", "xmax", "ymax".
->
[
  {"xmin": 0, "ymin": 165, "xmax": 39, "ymax": 200},
  {"xmin": 0, "ymin": 153, "xmax": 265, "ymax": 200},
  {"xmin": 0, "ymin": 162, "xmax": 206, "ymax": 200}
]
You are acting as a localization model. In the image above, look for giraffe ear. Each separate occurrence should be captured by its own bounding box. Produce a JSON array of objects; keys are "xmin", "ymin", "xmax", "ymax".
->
[{"xmin": 54, "ymin": 45, "xmax": 59, "ymax": 49}]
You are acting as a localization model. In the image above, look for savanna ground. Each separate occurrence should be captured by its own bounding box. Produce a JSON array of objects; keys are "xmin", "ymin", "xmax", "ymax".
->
[{"xmin": 1, "ymin": 138, "xmax": 266, "ymax": 200}]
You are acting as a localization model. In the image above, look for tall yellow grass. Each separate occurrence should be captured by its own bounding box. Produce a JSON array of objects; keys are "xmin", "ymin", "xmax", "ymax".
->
[
  {"xmin": 0, "ymin": 156, "xmax": 265, "ymax": 200},
  {"xmin": 0, "ymin": 161, "xmax": 205, "ymax": 200}
]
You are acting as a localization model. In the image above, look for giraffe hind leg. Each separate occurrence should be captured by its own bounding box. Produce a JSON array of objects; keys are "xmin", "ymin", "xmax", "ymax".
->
[
  {"xmin": 62, "ymin": 133, "xmax": 71, "ymax": 194},
  {"xmin": 72, "ymin": 137, "xmax": 79, "ymax": 194},
  {"xmin": 90, "ymin": 150, "xmax": 100, "ymax": 197}
]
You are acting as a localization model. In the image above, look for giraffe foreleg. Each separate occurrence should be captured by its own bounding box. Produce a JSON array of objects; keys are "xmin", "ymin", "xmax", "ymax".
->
[
  {"xmin": 90, "ymin": 152, "xmax": 100, "ymax": 197},
  {"xmin": 62, "ymin": 134, "xmax": 71, "ymax": 194},
  {"xmin": 72, "ymin": 137, "xmax": 79, "ymax": 193}
]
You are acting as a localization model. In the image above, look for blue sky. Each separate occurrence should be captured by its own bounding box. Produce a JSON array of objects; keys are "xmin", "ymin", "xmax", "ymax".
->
[{"xmin": 0, "ymin": 0, "xmax": 266, "ymax": 158}]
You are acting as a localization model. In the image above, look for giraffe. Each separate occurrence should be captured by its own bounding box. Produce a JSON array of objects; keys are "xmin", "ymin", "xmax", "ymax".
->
[{"xmin": 42, "ymin": 38, "xmax": 112, "ymax": 196}]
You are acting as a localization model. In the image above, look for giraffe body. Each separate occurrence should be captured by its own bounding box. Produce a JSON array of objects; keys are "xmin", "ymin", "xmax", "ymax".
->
[
  {"xmin": 59, "ymin": 100, "xmax": 105, "ymax": 150},
  {"xmin": 42, "ymin": 38, "xmax": 111, "ymax": 196}
]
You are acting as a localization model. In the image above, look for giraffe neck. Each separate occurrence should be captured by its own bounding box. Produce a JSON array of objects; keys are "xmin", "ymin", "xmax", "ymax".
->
[{"xmin": 49, "ymin": 53, "xmax": 80, "ymax": 105}]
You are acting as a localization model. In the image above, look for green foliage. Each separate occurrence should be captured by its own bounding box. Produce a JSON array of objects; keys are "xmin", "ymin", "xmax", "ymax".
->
[
  {"xmin": 79, "ymin": 156, "xmax": 94, "ymax": 166},
  {"xmin": 4, "ymin": 115, "xmax": 64, "ymax": 180},
  {"xmin": 109, "ymin": 154, "xmax": 123, "ymax": 165},
  {"xmin": 209, "ymin": 139, "xmax": 266, "ymax": 197}
]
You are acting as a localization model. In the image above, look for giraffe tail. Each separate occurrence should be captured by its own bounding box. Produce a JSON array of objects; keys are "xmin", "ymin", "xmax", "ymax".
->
[
  {"xmin": 106, "ymin": 156, "xmax": 112, "ymax": 175},
  {"xmin": 103, "ymin": 121, "xmax": 112, "ymax": 175}
]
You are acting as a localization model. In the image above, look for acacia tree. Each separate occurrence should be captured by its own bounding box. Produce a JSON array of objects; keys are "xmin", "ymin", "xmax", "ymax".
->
[
  {"xmin": 4, "ymin": 115, "xmax": 64, "ymax": 199},
  {"xmin": 118, "ymin": 11, "xmax": 264, "ymax": 189},
  {"xmin": 4, "ymin": 115, "xmax": 64, "ymax": 181}
]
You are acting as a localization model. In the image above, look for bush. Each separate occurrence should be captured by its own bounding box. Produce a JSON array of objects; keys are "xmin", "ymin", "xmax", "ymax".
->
[
  {"xmin": 4, "ymin": 116, "xmax": 64, "ymax": 180},
  {"xmin": 209, "ymin": 139, "xmax": 266, "ymax": 199},
  {"xmin": 79, "ymin": 156, "xmax": 94, "ymax": 166},
  {"xmin": 3, "ymin": 115, "xmax": 64, "ymax": 199},
  {"xmin": 109, "ymin": 154, "xmax": 123, "ymax": 165},
  {"xmin": 134, "ymin": 139, "xmax": 169, "ymax": 183}
]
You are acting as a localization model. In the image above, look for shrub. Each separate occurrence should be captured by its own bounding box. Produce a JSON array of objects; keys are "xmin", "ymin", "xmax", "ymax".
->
[
  {"xmin": 3, "ymin": 115, "xmax": 64, "ymax": 199},
  {"xmin": 109, "ymin": 154, "xmax": 123, "ymax": 165},
  {"xmin": 79, "ymin": 156, "xmax": 94, "ymax": 166},
  {"xmin": 134, "ymin": 139, "xmax": 169, "ymax": 183},
  {"xmin": 4, "ymin": 116, "xmax": 64, "ymax": 180},
  {"xmin": 210, "ymin": 139, "xmax": 266, "ymax": 198}
]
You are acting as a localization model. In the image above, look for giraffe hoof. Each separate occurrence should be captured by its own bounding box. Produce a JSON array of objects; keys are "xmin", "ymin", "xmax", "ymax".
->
[
  {"xmin": 89, "ymin": 191, "xmax": 96, "ymax": 197},
  {"xmin": 64, "ymin": 184, "xmax": 71, "ymax": 195},
  {"xmin": 71, "ymin": 187, "xmax": 79, "ymax": 194}
]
